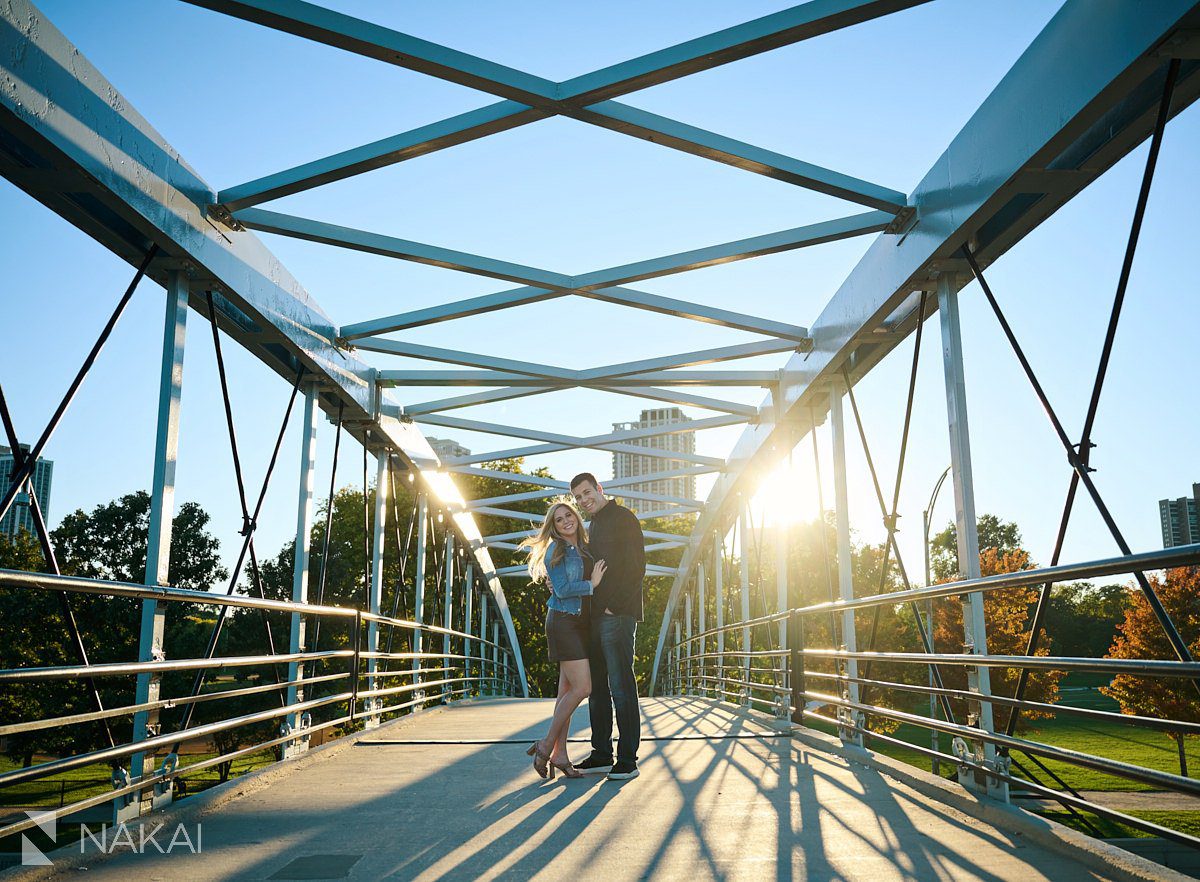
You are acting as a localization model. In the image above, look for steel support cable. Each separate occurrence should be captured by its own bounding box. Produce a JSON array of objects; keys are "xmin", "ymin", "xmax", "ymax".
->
[
  {"xmin": 203, "ymin": 291, "xmax": 290, "ymax": 704},
  {"xmin": 958, "ymin": 71, "xmax": 1197, "ymax": 709},
  {"xmin": 845, "ymin": 292, "xmax": 928, "ymax": 697},
  {"xmin": 0, "ymin": 384, "xmax": 116, "ymax": 749},
  {"xmin": 841, "ymin": 362, "xmax": 957, "ymax": 725},
  {"xmin": 0, "ymin": 246, "xmax": 158, "ymax": 525},
  {"xmin": 309, "ymin": 401, "xmax": 344, "ymax": 655},
  {"xmin": 174, "ymin": 334, "xmax": 304, "ymax": 742}
]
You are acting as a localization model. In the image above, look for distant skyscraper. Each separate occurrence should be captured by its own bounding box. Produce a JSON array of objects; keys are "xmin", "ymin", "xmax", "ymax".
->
[
  {"xmin": 611, "ymin": 408, "xmax": 696, "ymax": 515},
  {"xmin": 1159, "ymin": 483, "xmax": 1200, "ymax": 547},
  {"xmin": 427, "ymin": 436, "xmax": 471, "ymax": 462},
  {"xmin": 0, "ymin": 444, "xmax": 54, "ymax": 538}
]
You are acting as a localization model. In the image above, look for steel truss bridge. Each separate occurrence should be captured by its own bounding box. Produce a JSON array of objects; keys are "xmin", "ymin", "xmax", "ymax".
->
[{"xmin": 2, "ymin": 1, "xmax": 1200, "ymax": 878}]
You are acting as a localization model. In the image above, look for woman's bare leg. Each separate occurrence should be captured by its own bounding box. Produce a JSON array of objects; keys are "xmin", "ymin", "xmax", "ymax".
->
[{"xmin": 540, "ymin": 659, "xmax": 592, "ymax": 764}]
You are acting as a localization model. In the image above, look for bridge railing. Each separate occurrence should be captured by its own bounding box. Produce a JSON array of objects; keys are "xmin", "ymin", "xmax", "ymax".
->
[
  {"xmin": 662, "ymin": 543, "xmax": 1200, "ymax": 849},
  {"xmin": 0, "ymin": 568, "xmax": 516, "ymax": 843}
]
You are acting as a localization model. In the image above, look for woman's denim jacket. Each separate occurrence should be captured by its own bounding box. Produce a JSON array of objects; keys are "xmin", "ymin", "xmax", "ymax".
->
[{"xmin": 545, "ymin": 541, "xmax": 593, "ymax": 616}]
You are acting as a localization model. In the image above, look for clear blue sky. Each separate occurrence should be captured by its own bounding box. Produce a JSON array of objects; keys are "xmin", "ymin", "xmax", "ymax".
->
[{"xmin": 1, "ymin": 1, "xmax": 1196, "ymax": 587}]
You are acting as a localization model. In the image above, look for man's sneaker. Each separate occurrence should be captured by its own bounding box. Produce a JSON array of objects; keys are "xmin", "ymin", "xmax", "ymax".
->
[
  {"xmin": 575, "ymin": 753, "xmax": 614, "ymax": 774},
  {"xmin": 607, "ymin": 760, "xmax": 639, "ymax": 781}
]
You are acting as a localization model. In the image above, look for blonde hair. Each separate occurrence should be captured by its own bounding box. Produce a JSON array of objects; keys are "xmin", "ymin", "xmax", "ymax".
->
[{"xmin": 520, "ymin": 501, "xmax": 588, "ymax": 583}]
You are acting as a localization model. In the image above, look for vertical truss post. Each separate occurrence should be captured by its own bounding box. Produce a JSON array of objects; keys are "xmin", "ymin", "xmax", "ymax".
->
[
  {"xmin": 696, "ymin": 560, "xmax": 707, "ymax": 698},
  {"xmin": 463, "ymin": 564, "xmax": 474, "ymax": 693},
  {"xmin": 684, "ymin": 590, "xmax": 693, "ymax": 696},
  {"xmin": 937, "ymin": 272, "xmax": 1007, "ymax": 801},
  {"xmin": 129, "ymin": 270, "xmax": 187, "ymax": 819},
  {"xmin": 284, "ymin": 383, "xmax": 319, "ymax": 759},
  {"xmin": 442, "ymin": 532, "xmax": 455, "ymax": 703},
  {"xmin": 479, "ymin": 593, "xmax": 490, "ymax": 696},
  {"xmin": 673, "ymin": 620, "xmax": 682, "ymax": 695},
  {"xmin": 412, "ymin": 491, "xmax": 428, "ymax": 704},
  {"xmin": 830, "ymin": 377, "xmax": 863, "ymax": 748},
  {"xmin": 714, "ymin": 540, "xmax": 725, "ymax": 701},
  {"xmin": 492, "ymin": 621, "xmax": 501, "ymax": 693},
  {"xmin": 365, "ymin": 450, "xmax": 388, "ymax": 728},
  {"xmin": 776, "ymin": 515, "xmax": 789, "ymax": 718},
  {"xmin": 739, "ymin": 505, "xmax": 752, "ymax": 704}
]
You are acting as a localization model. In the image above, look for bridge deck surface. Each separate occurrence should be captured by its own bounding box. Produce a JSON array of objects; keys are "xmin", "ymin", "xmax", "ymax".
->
[{"xmin": 46, "ymin": 697, "xmax": 1128, "ymax": 881}]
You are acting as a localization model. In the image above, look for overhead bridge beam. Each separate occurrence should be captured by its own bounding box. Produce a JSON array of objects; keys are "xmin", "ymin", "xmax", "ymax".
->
[
  {"xmin": 195, "ymin": 0, "xmax": 916, "ymax": 213},
  {"xmin": 378, "ymin": 370, "xmax": 780, "ymax": 387}
]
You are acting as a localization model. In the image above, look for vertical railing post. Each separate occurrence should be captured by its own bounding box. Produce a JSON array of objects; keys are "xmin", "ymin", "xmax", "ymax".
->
[
  {"xmin": 129, "ymin": 270, "xmax": 187, "ymax": 819},
  {"xmin": 284, "ymin": 383, "xmax": 319, "ymax": 758},
  {"xmin": 788, "ymin": 610, "xmax": 805, "ymax": 725},
  {"xmin": 696, "ymin": 560, "xmax": 707, "ymax": 698},
  {"xmin": 412, "ymin": 492, "xmax": 428, "ymax": 706},
  {"xmin": 830, "ymin": 377, "xmax": 864, "ymax": 748},
  {"xmin": 673, "ymin": 620, "xmax": 682, "ymax": 695},
  {"xmin": 479, "ymin": 594, "xmax": 490, "ymax": 696},
  {"xmin": 714, "ymin": 540, "xmax": 725, "ymax": 701},
  {"xmin": 739, "ymin": 505, "xmax": 752, "ymax": 704},
  {"xmin": 442, "ymin": 532, "xmax": 454, "ymax": 703},
  {"xmin": 463, "ymin": 564, "xmax": 474, "ymax": 693},
  {"xmin": 365, "ymin": 450, "xmax": 387, "ymax": 729},
  {"xmin": 684, "ymin": 590, "xmax": 693, "ymax": 696},
  {"xmin": 937, "ymin": 272, "xmax": 1007, "ymax": 801}
]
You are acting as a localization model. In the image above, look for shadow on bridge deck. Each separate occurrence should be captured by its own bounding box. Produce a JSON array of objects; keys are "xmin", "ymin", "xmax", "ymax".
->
[{"xmin": 19, "ymin": 697, "xmax": 1159, "ymax": 881}]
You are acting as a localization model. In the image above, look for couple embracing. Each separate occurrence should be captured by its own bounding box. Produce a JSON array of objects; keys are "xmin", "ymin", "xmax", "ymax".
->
[{"xmin": 521, "ymin": 472, "xmax": 644, "ymax": 781}]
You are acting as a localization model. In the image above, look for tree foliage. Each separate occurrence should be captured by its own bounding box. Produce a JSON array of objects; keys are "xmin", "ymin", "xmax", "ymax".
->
[
  {"xmin": 930, "ymin": 521, "xmax": 1062, "ymax": 730},
  {"xmin": 1102, "ymin": 566, "xmax": 1200, "ymax": 772}
]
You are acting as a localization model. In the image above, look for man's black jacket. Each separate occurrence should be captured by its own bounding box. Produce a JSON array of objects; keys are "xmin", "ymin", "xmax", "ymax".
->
[{"xmin": 587, "ymin": 499, "xmax": 645, "ymax": 620}]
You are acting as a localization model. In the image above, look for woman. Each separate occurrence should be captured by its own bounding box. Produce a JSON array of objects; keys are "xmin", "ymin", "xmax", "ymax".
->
[{"xmin": 520, "ymin": 501, "xmax": 607, "ymax": 779}]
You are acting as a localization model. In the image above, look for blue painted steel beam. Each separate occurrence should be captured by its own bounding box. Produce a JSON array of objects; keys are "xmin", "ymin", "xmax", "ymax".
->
[
  {"xmin": 377, "ymin": 370, "xmax": 780, "ymax": 387},
  {"xmin": 218, "ymin": 102, "xmax": 548, "ymax": 212},
  {"xmin": 572, "ymin": 104, "xmax": 906, "ymax": 211},
  {"xmin": 339, "ymin": 287, "xmax": 559, "ymax": 341},
  {"xmin": 182, "ymin": 0, "xmax": 558, "ymax": 102},
  {"xmin": 571, "ymin": 211, "xmax": 893, "ymax": 290},
  {"xmin": 235, "ymin": 208, "xmax": 572, "ymax": 289}
]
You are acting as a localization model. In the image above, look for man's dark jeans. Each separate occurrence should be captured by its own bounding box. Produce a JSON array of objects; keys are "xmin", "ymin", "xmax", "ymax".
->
[{"xmin": 588, "ymin": 614, "xmax": 640, "ymax": 764}]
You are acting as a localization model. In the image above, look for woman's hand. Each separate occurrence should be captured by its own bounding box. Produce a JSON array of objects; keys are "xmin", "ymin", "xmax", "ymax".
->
[{"xmin": 591, "ymin": 559, "xmax": 607, "ymax": 587}]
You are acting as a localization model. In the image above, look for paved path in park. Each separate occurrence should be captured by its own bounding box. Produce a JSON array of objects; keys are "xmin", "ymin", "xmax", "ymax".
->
[{"xmin": 18, "ymin": 697, "xmax": 1175, "ymax": 881}]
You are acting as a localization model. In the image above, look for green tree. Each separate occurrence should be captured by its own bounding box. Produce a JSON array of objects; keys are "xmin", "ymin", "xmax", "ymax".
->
[
  {"xmin": 1046, "ymin": 582, "xmax": 1133, "ymax": 659},
  {"xmin": 1102, "ymin": 567, "xmax": 1200, "ymax": 776},
  {"xmin": 930, "ymin": 513, "xmax": 1024, "ymax": 582},
  {"xmin": 0, "ymin": 494, "xmax": 227, "ymax": 766}
]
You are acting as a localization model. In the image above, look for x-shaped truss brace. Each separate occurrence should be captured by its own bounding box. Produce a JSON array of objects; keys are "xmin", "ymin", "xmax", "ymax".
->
[{"xmin": 193, "ymin": 0, "xmax": 918, "ymax": 218}]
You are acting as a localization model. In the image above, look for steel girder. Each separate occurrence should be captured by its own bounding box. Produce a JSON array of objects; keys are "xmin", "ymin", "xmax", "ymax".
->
[
  {"xmin": 0, "ymin": 0, "xmax": 532, "ymax": 693},
  {"xmin": 647, "ymin": 0, "xmax": 1200, "ymax": 688}
]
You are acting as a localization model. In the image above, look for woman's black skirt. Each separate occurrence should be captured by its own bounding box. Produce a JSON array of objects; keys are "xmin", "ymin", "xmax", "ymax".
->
[{"xmin": 545, "ymin": 607, "xmax": 590, "ymax": 662}]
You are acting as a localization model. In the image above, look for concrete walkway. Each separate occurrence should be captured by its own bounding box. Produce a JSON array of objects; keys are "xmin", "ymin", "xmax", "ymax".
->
[{"xmin": 17, "ymin": 698, "xmax": 1171, "ymax": 881}]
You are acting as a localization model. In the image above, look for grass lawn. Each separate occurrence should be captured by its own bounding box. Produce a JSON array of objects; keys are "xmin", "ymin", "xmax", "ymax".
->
[
  {"xmin": 0, "ymin": 748, "xmax": 278, "ymax": 810},
  {"xmin": 803, "ymin": 675, "xmax": 1200, "ymax": 842}
]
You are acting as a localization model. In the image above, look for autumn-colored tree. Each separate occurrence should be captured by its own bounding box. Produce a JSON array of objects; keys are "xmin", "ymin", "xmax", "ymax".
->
[
  {"xmin": 1102, "ymin": 566, "xmax": 1200, "ymax": 776},
  {"xmin": 931, "ymin": 529, "xmax": 1062, "ymax": 731}
]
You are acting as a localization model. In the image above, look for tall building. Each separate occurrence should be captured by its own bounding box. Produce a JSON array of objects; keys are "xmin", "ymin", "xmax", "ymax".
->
[
  {"xmin": 1160, "ymin": 483, "xmax": 1200, "ymax": 547},
  {"xmin": 611, "ymin": 408, "xmax": 696, "ymax": 515},
  {"xmin": 427, "ymin": 436, "xmax": 471, "ymax": 462},
  {"xmin": 0, "ymin": 444, "xmax": 54, "ymax": 538}
]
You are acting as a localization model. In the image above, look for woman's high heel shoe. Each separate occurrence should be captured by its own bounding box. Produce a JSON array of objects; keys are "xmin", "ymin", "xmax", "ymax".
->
[
  {"xmin": 550, "ymin": 758, "xmax": 583, "ymax": 779},
  {"xmin": 526, "ymin": 741, "xmax": 550, "ymax": 779}
]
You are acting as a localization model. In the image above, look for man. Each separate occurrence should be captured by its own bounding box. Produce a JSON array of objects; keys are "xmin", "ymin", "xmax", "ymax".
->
[{"xmin": 570, "ymin": 472, "xmax": 644, "ymax": 780}]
